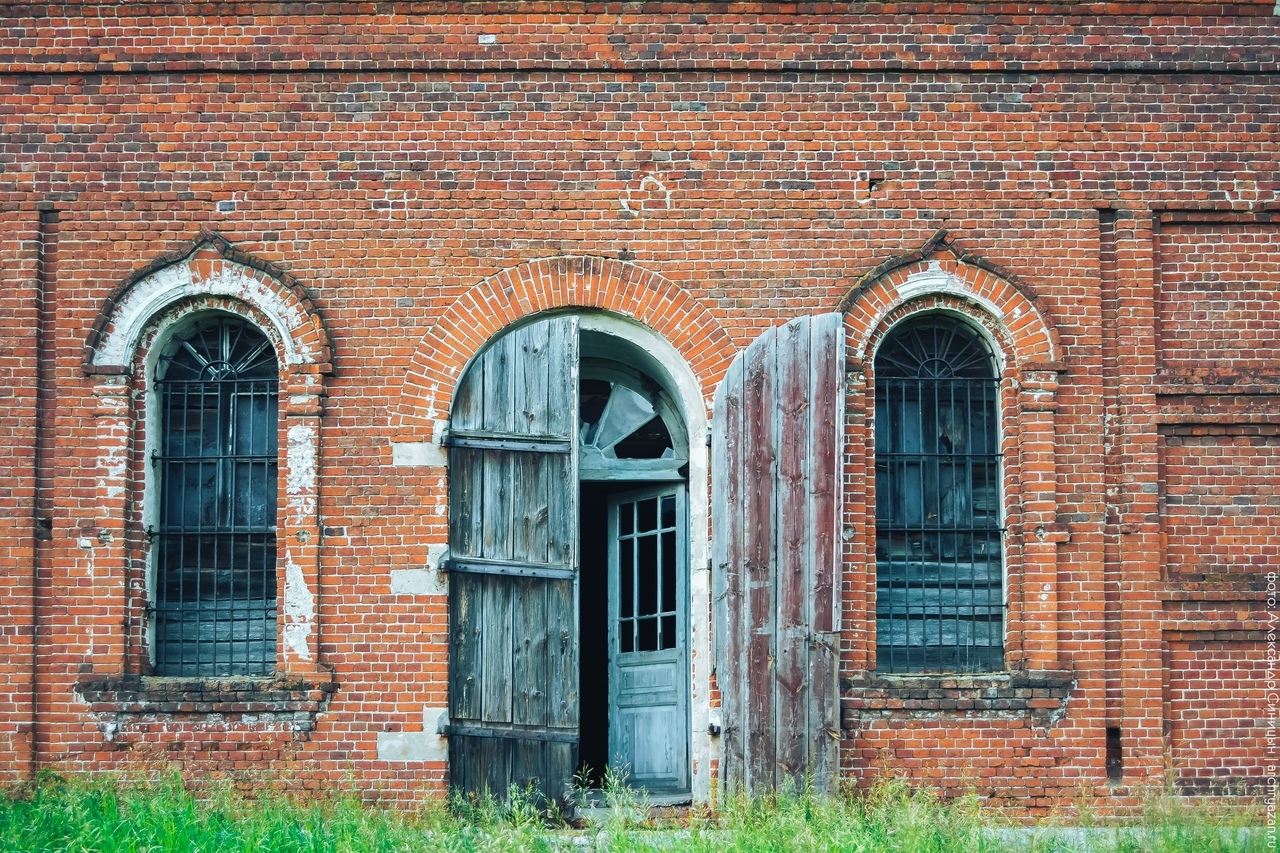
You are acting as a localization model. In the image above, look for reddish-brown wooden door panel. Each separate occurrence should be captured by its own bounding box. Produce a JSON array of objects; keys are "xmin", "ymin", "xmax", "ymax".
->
[{"xmin": 712, "ymin": 312, "xmax": 843, "ymax": 797}]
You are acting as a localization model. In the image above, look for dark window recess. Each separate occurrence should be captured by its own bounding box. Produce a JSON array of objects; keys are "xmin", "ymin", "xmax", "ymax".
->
[
  {"xmin": 1106, "ymin": 727, "xmax": 1123, "ymax": 783},
  {"xmin": 875, "ymin": 315, "xmax": 1004, "ymax": 673},
  {"xmin": 153, "ymin": 316, "xmax": 278, "ymax": 677},
  {"xmin": 580, "ymin": 378, "xmax": 675, "ymax": 460}
]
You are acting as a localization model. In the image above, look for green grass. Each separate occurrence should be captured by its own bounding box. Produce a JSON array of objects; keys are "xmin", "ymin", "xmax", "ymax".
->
[{"xmin": 0, "ymin": 772, "xmax": 1266, "ymax": 853}]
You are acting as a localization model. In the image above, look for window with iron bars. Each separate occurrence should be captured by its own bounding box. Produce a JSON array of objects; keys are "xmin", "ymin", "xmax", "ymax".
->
[
  {"xmin": 152, "ymin": 315, "xmax": 278, "ymax": 677},
  {"xmin": 874, "ymin": 314, "xmax": 1004, "ymax": 673}
]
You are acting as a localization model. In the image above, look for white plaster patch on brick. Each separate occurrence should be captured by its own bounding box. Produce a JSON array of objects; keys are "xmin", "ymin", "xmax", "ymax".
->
[
  {"xmin": 99, "ymin": 424, "xmax": 129, "ymax": 500},
  {"xmin": 377, "ymin": 730, "xmax": 448, "ymax": 763},
  {"xmin": 377, "ymin": 707, "xmax": 449, "ymax": 762},
  {"xmin": 389, "ymin": 545, "xmax": 448, "ymax": 596},
  {"xmin": 93, "ymin": 262, "xmax": 191, "ymax": 367},
  {"xmin": 620, "ymin": 172, "xmax": 670, "ymax": 216},
  {"xmin": 389, "ymin": 569, "xmax": 445, "ymax": 595},
  {"xmin": 428, "ymin": 542, "xmax": 447, "ymax": 570},
  {"xmin": 426, "ymin": 383, "xmax": 440, "ymax": 420},
  {"xmin": 282, "ymin": 553, "xmax": 315, "ymax": 661},
  {"xmin": 390, "ymin": 441, "xmax": 446, "ymax": 468},
  {"xmin": 897, "ymin": 263, "xmax": 1008, "ymax": 327},
  {"xmin": 286, "ymin": 424, "xmax": 317, "ymax": 516}
]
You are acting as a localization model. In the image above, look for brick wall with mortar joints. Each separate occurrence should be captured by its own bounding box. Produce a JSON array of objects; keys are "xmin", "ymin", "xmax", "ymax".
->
[
  {"xmin": 1163, "ymin": 637, "xmax": 1268, "ymax": 792},
  {"xmin": 0, "ymin": 3, "xmax": 1277, "ymax": 807},
  {"xmin": 0, "ymin": 210, "xmax": 40, "ymax": 783},
  {"xmin": 1160, "ymin": 432, "xmax": 1280, "ymax": 582}
]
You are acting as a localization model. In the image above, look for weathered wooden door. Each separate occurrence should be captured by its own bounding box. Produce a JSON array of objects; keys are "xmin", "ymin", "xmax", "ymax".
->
[
  {"xmin": 711, "ymin": 312, "xmax": 844, "ymax": 797},
  {"xmin": 607, "ymin": 485, "xmax": 689, "ymax": 793},
  {"xmin": 447, "ymin": 316, "xmax": 579, "ymax": 806}
]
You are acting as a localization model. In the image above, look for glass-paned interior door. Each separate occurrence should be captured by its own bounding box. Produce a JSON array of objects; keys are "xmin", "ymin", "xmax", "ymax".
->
[{"xmin": 607, "ymin": 485, "xmax": 689, "ymax": 793}]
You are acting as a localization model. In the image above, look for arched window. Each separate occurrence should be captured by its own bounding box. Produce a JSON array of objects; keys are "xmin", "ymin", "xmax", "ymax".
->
[
  {"xmin": 152, "ymin": 315, "xmax": 279, "ymax": 676},
  {"xmin": 874, "ymin": 314, "xmax": 1003, "ymax": 673}
]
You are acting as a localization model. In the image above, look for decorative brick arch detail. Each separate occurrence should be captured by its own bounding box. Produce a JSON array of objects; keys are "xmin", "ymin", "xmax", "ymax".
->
[
  {"xmin": 839, "ymin": 241, "xmax": 1069, "ymax": 677},
  {"xmin": 393, "ymin": 255, "xmax": 737, "ymax": 439},
  {"xmin": 839, "ymin": 235, "xmax": 1060, "ymax": 371},
  {"xmin": 84, "ymin": 231, "xmax": 332, "ymax": 379},
  {"xmin": 81, "ymin": 234, "xmax": 331, "ymax": 679}
]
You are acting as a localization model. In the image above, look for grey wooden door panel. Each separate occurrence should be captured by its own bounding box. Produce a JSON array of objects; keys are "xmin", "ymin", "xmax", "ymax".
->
[
  {"xmin": 711, "ymin": 312, "xmax": 844, "ymax": 797},
  {"xmin": 447, "ymin": 315, "xmax": 580, "ymax": 806},
  {"xmin": 608, "ymin": 484, "xmax": 689, "ymax": 794},
  {"xmin": 614, "ymin": 704, "xmax": 684, "ymax": 789}
]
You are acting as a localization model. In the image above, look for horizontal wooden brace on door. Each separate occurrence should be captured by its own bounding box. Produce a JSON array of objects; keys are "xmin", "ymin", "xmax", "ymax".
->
[
  {"xmin": 443, "ymin": 722, "xmax": 580, "ymax": 744},
  {"xmin": 443, "ymin": 432, "xmax": 572, "ymax": 454},
  {"xmin": 443, "ymin": 557, "xmax": 576, "ymax": 580}
]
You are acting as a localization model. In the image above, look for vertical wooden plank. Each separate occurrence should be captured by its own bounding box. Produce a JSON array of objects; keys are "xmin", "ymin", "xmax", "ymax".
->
[
  {"xmin": 509, "ymin": 737, "xmax": 544, "ymax": 805},
  {"xmin": 448, "ymin": 736, "xmax": 467, "ymax": 799},
  {"xmin": 513, "ymin": 453, "xmax": 550, "ymax": 565},
  {"xmin": 512, "ymin": 578, "xmax": 549, "ymax": 727},
  {"xmin": 512, "ymin": 320, "xmax": 551, "ymax": 437},
  {"xmin": 546, "ymin": 741, "xmax": 575, "ymax": 806},
  {"xmin": 452, "ymin": 348, "xmax": 486, "ymax": 433},
  {"xmin": 808, "ymin": 313, "xmax": 843, "ymax": 796},
  {"xmin": 741, "ymin": 325, "xmax": 778, "ymax": 794},
  {"xmin": 547, "ymin": 316, "xmax": 580, "ymax": 806},
  {"xmin": 449, "ymin": 447, "xmax": 484, "ymax": 559},
  {"xmin": 713, "ymin": 356, "xmax": 746, "ymax": 795},
  {"xmin": 546, "ymin": 577, "xmax": 578, "ymax": 730},
  {"xmin": 481, "ymin": 450, "xmax": 515, "ymax": 562},
  {"xmin": 450, "ymin": 573, "xmax": 482, "ymax": 720},
  {"xmin": 775, "ymin": 318, "xmax": 811, "ymax": 789},
  {"xmin": 481, "ymin": 735, "xmax": 511, "ymax": 800},
  {"xmin": 545, "ymin": 317, "xmax": 578, "ymax": 571},
  {"xmin": 480, "ymin": 573, "xmax": 514, "ymax": 724},
  {"xmin": 480, "ymin": 330, "xmax": 515, "ymax": 434},
  {"xmin": 809, "ymin": 314, "xmax": 842, "ymax": 634},
  {"xmin": 544, "ymin": 315, "xmax": 578, "ymax": 441}
]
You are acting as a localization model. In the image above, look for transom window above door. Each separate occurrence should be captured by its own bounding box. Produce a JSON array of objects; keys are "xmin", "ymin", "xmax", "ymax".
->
[{"xmin": 579, "ymin": 360, "xmax": 688, "ymax": 482}]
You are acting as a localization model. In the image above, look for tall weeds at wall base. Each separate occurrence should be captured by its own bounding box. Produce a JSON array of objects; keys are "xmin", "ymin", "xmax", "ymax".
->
[{"xmin": 0, "ymin": 772, "xmax": 1268, "ymax": 853}]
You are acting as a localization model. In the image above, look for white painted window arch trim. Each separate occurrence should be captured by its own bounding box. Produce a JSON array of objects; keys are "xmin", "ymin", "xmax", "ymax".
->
[{"xmin": 86, "ymin": 253, "xmax": 329, "ymax": 678}]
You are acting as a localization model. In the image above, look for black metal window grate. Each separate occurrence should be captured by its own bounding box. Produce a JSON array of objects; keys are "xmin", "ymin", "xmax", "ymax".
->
[
  {"xmin": 153, "ymin": 316, "xmax": 278, "ymax": 677},
  {"xmin": 874, "ymin": 315, "xmax": 1004, "ymax": 673}
]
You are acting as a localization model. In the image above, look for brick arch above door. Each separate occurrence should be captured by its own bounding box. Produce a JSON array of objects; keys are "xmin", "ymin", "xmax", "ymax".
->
[{"xmin": 392, "ymin": 256, "xmax": 737, "ymax": 440}]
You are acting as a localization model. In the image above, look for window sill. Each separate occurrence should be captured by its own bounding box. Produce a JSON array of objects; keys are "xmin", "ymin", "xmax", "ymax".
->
[
  {"xmin": 75, "ymin": 674, "xmax": 337, "ymax": 723},
  {"xmin": 840, "ymin": 669, "xmax": 1074, "ymax": 728}
]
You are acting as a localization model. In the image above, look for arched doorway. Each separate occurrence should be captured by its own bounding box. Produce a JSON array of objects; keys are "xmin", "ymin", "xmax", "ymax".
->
[{"xmin": 445, "ymin": 315, "xmax": 692, "ymax": 806}]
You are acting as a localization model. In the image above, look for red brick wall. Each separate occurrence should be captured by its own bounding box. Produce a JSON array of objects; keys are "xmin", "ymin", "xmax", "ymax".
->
[
  {"xmin": 0, "ymin": 211, "xmax": 40, "ymax": 783},
  {"xmin": 1164, "ymin": 639, "xmax": 1267, "ymax": 793},
  {"xmin": 0, "ymin": 1, "xmax": 1276, "ymax": 810},
  {"xmin": 1158, "ymin": 224, "xmax": 1280, "ymax": 384},
  {"xmin": 1162, "ymin": 433, "xmax": 1280, "ymax": 581}
]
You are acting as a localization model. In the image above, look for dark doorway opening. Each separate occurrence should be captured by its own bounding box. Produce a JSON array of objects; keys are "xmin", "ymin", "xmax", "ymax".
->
[{"xmin": 579, "ymin": 481, "xmax": 645, "ymax": 787}]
